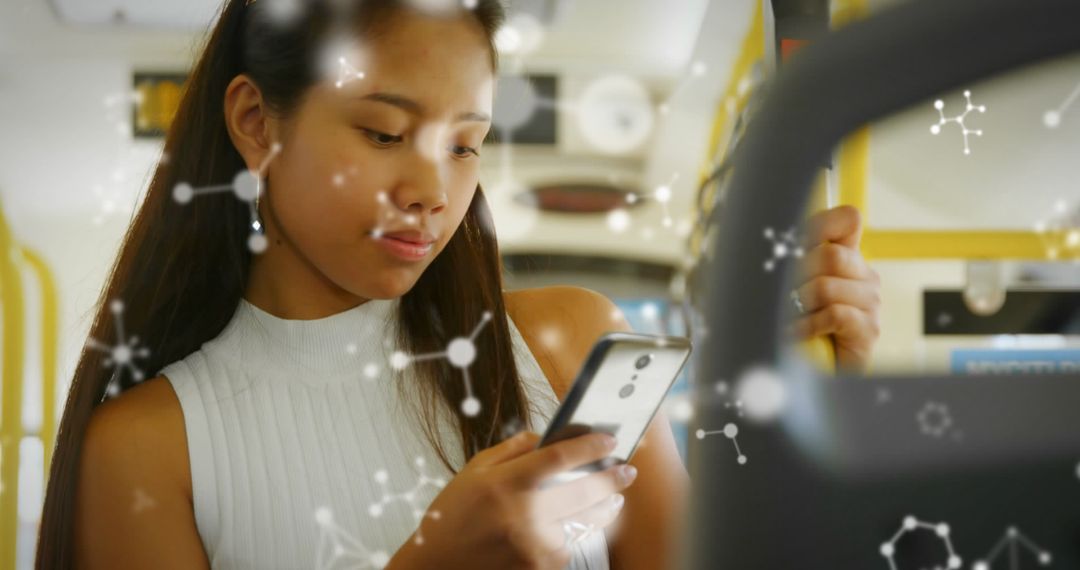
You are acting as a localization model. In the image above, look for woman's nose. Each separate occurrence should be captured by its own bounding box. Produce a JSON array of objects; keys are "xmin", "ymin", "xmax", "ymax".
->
[{"xmin": 388, "ymin": 152, "xmax": 448, "ymax": 217}]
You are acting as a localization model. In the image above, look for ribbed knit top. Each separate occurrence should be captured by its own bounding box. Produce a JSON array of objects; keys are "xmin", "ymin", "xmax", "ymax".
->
[{"xmin": 160, "ymin": 298, "xmax": 610, "ymax": 569}]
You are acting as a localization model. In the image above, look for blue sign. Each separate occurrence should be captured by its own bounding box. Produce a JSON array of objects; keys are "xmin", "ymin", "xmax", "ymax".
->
[{"xmin": 951, "ymin": 349, "xmax": 1080, "ymax": 375}]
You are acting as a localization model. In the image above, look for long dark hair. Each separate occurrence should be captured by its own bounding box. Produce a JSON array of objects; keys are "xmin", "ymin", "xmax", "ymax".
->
[{"xmin": 37, "ymin": 0, "xmax": 524, "ymax": 566}]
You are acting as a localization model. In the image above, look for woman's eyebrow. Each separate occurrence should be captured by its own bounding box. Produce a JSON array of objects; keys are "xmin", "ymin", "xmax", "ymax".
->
[{"xmin": 357, "ymin": 92, "xmax": 491, "ymax": 123}]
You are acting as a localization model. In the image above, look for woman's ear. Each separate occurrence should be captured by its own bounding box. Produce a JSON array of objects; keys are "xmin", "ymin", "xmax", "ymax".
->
[{"xmin": 223, "ymin": 74, "xmax": 277, "ymax": 171}]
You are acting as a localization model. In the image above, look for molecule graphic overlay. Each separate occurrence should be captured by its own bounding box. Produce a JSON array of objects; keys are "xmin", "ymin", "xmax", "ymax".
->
[
  {"xmin": 335, "ymin": 56, "xmax": 366, "ymax": 89},
  {"xmin": 172, "ymin": 142, "xmax": 283, "ymax": 253},
  {"xmin": 87, "ymin": 300, "xmax": 151, "ymax": 398},
  {"xmin": 880, "ymin": 515, "xmax": 962, "ymax": 570},
  {"xmin": 1043, "ymin": 79, "xmax": 1080, "ymax": 128},
  {"xmin": 1033, "ymin": 199, "xmax": 1080, "ymax": 260},
  {"xmin": 917, "ymin": 401, "xmax": 955, "ymax": 439},
  {"xmin": 625, "ymin": 172, "xmax": 681, "ymax": 228},
  {"xmin": 972, "ymin": 527, "xmax": 1052, "ymax": 570},
  {"xmin": 695, "ymin": 423, "xmax": 747, "ymax": 465},
  {"xmin": 930, "ymin": 90, "xmax": 987, "ymax": 155},
  {"xmin": 314, "ymin": 507, "xmax": 390, "ymax": 570},
  {"xmin": 368, "ymin": 457, "xmax": 447, "ymax": 545},
  {"xmin": 390, "ymin": 311, "xmax": 493, "ymax": 417},
  {"xmin": 763, "ymin": 226, "xmax": 805, "ymax": 272}
]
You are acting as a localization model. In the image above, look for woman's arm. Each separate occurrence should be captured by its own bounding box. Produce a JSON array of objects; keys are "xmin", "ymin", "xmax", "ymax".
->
[
  {"xmin": 506, "ymin": 286, "xmax": 689, "ymax": 570},
  {"xmin": 74, "ymin": 377, "xmax": 210, "ymax": 569}
]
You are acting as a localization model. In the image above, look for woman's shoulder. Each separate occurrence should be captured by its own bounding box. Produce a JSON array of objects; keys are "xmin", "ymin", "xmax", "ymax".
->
[
  {"xmin": 503, "ymin": 286, "xmax": 631, "ymax": 398},
  {"xmin": 81, "ymin": 376, "xmax": 192, "ymax": 501},
  {"xmin": 76, "ymin": 376, "xmax": 208, "ymax": 565}
]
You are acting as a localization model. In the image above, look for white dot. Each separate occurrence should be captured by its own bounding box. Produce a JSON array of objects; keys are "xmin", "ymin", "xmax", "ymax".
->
[
  {"xmin": 112, "ymin": 345, "xmax": 133, "ymax": 364},
  {"xmin": 665, "ymin": 394, "xmax": 693, "ymax": 422},
  {"xmin": 974, "ymin": 561, "xmax": 988, "ymax": 570},
  {"xmin": 641, "ymin": 303, "xmax": 659, "ymax": 321},
  {"xmin": 722, "ymin": 423, "xmax": 738, "ymax": 439},
  {"xmin": 903, "ymin": 516, "xmax": 917, "ymax": 530},
  {"xmin": 233, "ymin": 170, "xmax": 260, "ymax": 202},
  {"xmin": 936, "ymin": 523, "xmax": 950, "ymax": 537},
  {"xmin": 607, "ymin": 209, "xmax": 631, "ymax": 233},
  {"xmin": 880, "ymin": 543, "xmax": 894, "ymax": 557},
  {"xmin": 737, "ymin": 455, "xmax": 747, "ymax": 465},
  {"xmin": 173, "ymin": 182, "xmax": 194, "ymax": 203},
  {"xmin": 735, "ymin": 366, "xmax": 788, "ymax": 423},
  {"xmin": 654, "ymin": 185, "xmax": 672, "ymax": 203},
  {"xmin": 390, "ymin": 351, "xmax": 410, "ymax": 370},
  {"xmin": 461, "ymin": 397, "xmax": 481, "ymax": 416},
  {"xmin": 948, "ymin": 555, "xmax": 962, "ymax": 569},
  {"xmin": 369, "ymin": 504, "xmax": 383, "ymax": 517},
  {"xmin": 363, "ymin": 363, "xmax": 379, "ymax": 379},
  {"xmin": 1044, "ymin": 110, "xmax": 1061, "ymax": 128},
  {"xmin": 446, "ymin": 338, "xmax": 476, "ymax": 368},
  {"xmin": 374, "ymin": 470, "xmax": 388, "ymax": 483},
  {"xmin": 110, "ymin": 299, "xmax": 125, "ymax": 313},
  {"xmin": 694, "ymin": 429, "xmax": 705, "ymax": 440},
  {"xmin": 315, "ymin": 507, "xmax": 333, "ymax": 525},
  {"xmin": 690, "ymin": 61, "xmax": 707, "ymax": 76},
  {"xmin": 371, "ymin": 551, "xmax": 390, "ymax": 568}
]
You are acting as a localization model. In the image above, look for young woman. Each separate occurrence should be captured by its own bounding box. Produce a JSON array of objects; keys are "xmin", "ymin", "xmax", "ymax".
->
[{"xmin": 36, "ymin": 0, "xmax": 881, "ymax": 568}]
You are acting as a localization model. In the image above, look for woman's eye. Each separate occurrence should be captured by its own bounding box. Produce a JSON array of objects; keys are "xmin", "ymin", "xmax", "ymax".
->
[
  {"xmin": 449, "ymin": 145, "xmax": 479, "ymax": 158},
  {"xmin": 361, "ymin": 128, "xmax": 403, "ymax": 146}
]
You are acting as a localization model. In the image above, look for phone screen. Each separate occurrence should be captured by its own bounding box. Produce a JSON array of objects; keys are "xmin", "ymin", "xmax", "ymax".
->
[{"xmin": 538, "ymin": 333, "xmax": 691, "ymax": 481}]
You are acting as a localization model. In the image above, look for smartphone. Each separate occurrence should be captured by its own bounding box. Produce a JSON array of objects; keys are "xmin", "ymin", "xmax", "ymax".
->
[{"xmin": 537, "ymin": 332, "xmax": 692, "ymax": 485}]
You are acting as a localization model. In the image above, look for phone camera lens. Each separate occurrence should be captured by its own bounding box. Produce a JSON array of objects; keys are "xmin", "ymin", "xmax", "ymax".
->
[{"xmin": 634, "ymin": 354, "xmax": 653, "ymax": 370}]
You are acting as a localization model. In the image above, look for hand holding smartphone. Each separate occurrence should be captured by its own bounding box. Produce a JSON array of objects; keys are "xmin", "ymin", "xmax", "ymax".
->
[{"xmin": 537, "ymin": 332, "xmax": 692, "ymax": 485}]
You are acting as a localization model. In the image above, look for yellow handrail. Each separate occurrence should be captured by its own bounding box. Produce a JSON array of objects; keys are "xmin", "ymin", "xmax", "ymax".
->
[
  {"xmin": 20, "ymin": 249, "xmax": 59, "ymax": 474},
  {"xmin": 0, "ymin": 196, "xmax": 26, "ymax": 570},
  {"xmin": 0, "ymin": 195, "xmax": 60, "ymax": 570}
]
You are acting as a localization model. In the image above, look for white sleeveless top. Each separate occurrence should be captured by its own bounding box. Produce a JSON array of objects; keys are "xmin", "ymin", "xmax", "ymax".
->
[{"xmin": 160, "ymin": 298, "xmax": 610, "ymax": 570}]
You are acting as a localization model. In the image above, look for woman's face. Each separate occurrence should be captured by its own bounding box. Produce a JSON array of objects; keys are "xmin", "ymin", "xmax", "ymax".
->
[{"xmin": 262, "ymin": 9, "xmax": 494, "ymax": 300}]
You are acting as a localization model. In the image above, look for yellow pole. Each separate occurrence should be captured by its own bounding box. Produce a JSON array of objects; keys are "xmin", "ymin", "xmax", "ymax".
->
[
  {"xmin": 0, "ymin": 196, "xmax": 26, "ymax": 570},
  {"xmin": 20, "ymin": 249, "xmax": 58, "ymax": 474}
]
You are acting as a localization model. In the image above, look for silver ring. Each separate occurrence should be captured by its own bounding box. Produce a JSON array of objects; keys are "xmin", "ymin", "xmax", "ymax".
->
[
  {"xmin": 790, "ymin": 289, "xmax": 806, "ymax": 315},
  {"xmin": 561, "ymin": 520, "xmax": 595, "ymax": 549}
]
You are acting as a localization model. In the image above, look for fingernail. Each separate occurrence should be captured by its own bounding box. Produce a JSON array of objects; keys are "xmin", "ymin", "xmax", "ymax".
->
[
  {"xmin": 611, "ymin": 493, "xmax": 625, "ymax": 512},
  {"xmin": 618, "ymin": 465, "xmax": 637, "ymax": 486},
  {"xmin": 602, "ymin": 435, "xmax": 618, "ymax": 451}
]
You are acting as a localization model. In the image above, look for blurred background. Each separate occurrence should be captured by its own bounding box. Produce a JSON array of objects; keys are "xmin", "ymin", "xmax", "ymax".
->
[{"xmin": 1, "ymin": 0, "xmax": 1078, "ymax": 567}]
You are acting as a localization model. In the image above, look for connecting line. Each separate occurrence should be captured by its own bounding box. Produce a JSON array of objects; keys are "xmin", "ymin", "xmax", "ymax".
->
[
  {"xmin": 335, "ymin": 57, "xmax": 366, "ymax": 89},
  {"xmin": 695, "ymin": 423, "xmax": 747, "ymax": 466},
  {"xmin": 172, "ymin": 142, "xmax": 282, "ymax": 253},
  {"xmin": 880, "ymin": 516, "xmax": 962, "ymax": 570},
  {"xmin": 930, "ymin": 90, "xmax": 987, "ymax": 155},
  {"xmin": 390, "ymin": 311, "xmax": 494, "ymax": 417},
  {"xmin": 625, "ymin": 172, "xmax": 680, "ymax": 229},
  {"xmin": 368, "ymin": 457, "xmax": 447, "ymax": 546},
  {"xmin": 972, "ymin": 527, "xmax": 1052, "ymax": 570},
  {"xmin": 314, "ymin": 507, "xmax": 389, "ymax": 570},
  {"xmin": 1044, "ymin": 79, "xmax": 1080, "ymax": 128}
]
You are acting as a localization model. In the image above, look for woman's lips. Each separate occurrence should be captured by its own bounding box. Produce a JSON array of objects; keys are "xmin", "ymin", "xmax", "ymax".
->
[{"xmin": 376, "ymin": 230, "xmax": 435, "ymax": 261}]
